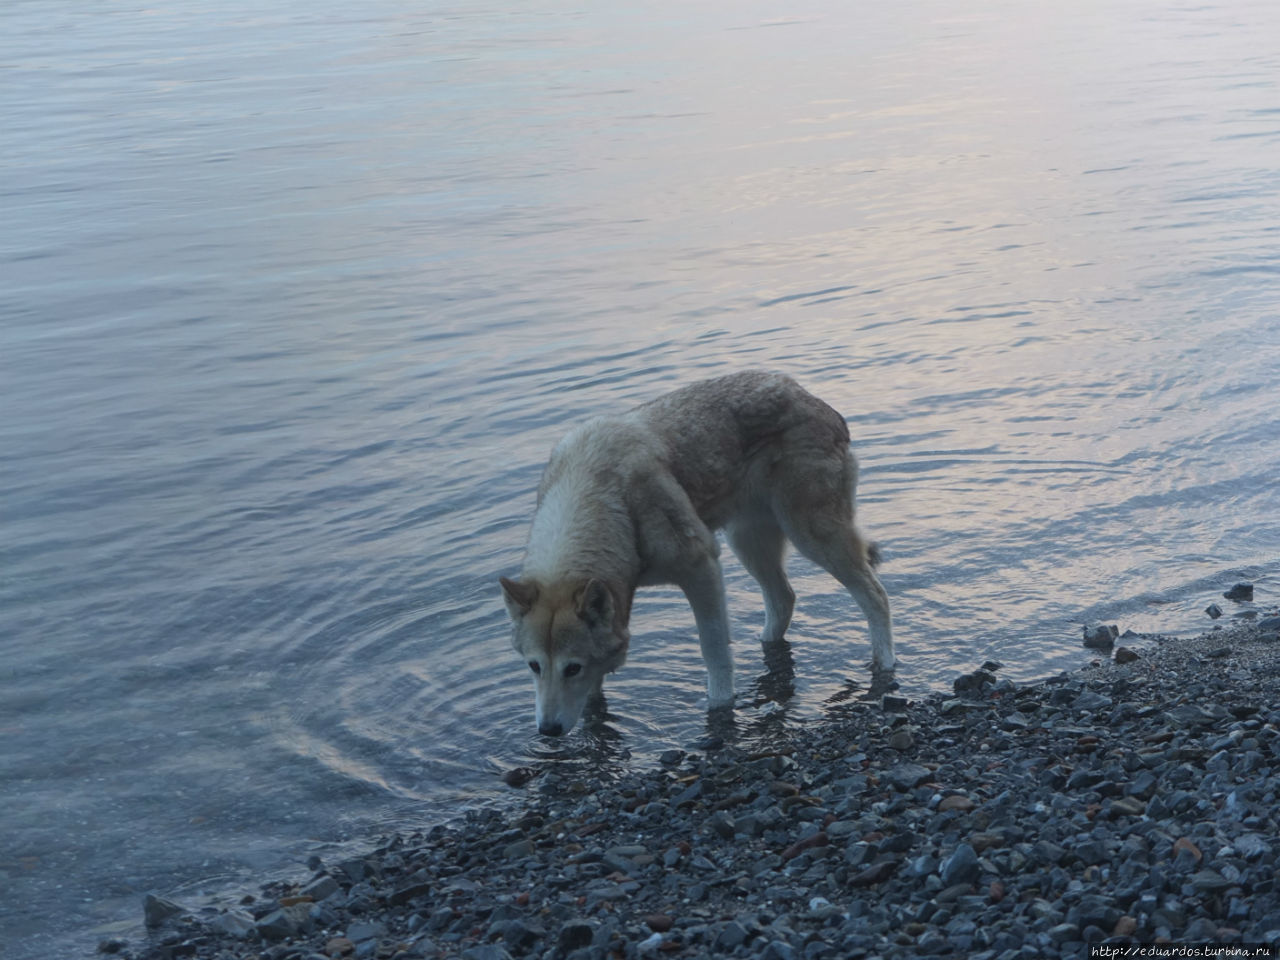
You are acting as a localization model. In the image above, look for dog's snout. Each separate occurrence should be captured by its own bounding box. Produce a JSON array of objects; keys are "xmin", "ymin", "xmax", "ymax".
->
[{"xmin": 538, "ymin": 721, "xmax": 564, "ymax": 737}]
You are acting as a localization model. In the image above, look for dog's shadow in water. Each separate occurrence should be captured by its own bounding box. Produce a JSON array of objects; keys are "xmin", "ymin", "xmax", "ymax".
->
[
  {"xmin": 705, "ymin": 638, "xmax": 800, "ymax": 745},
  {"xmin": 720, "ymin": 637, "xmax": 898, "ymax": 743}
]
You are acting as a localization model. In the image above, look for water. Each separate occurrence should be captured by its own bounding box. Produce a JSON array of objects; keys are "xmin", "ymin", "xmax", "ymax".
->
[{"xmin": 3, "ymin": 0, "xmax": 1279, "ymax": 953}]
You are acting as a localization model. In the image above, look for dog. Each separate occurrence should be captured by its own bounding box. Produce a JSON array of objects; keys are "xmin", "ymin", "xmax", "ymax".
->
[{"xmin": 500, "ymin": 371, "xmax": 893, "ymax": 736}]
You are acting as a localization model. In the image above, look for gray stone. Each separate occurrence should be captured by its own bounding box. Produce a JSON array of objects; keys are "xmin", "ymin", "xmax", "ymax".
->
[
  {"xmin": 388, "ymin": 880, "xmax": 433, "ymax": 905},
  {"xmin": 882, "ymin": 830, "xmax": 916, "ymax": 853},
  {"xmin": 672, "ymin": 781, "xmax": 703, "ymax": 807},
  {"xmin": 940, "ymin": 843, "xmax": 980, "ymax": 886},
  {"xmin": 585, "ymin": 880, "xmax": 626, "ymax": 906},
  {"xmin": 142, "ymin": 893, "xmax": 186, "ymax": 928},
  {"xmin": 347, "ymin": 920, "xmax": 386, "ymax": 942},
  {"xmin": 1073, "ymin": 691, "xmax": 1113, "ymax": 712},
  {"xmin": 209, "ymin": 910, "xmax": 255, "ymax": 939},
  {"xmin": 603, "ymin": 850, "xmax": 640, "ymax": 874},
  {"xmin": 334, "ymin": 857, "xmax": 371, "ymax": 883},
  {"xmin": 884, "ymin": 763, "xmax": 932, "ymax": 791},
  {"xmin": 1108, "ymin": 796, "xmax": 1145, "ymax": 817},
  {"xmin": 558, "ymin": 920, "xmax": 593, "ymax": 952},
  {"xmin": 1031, "ymin": 840, "xmax": 1067, "ymax": 865},
  {"xmin": 1066, "ymin": 769, "xmax": 1104, "ymax": 790},
  {"xmin": 1074, "ymin": 896, "xmax": 1122, "ymax": 931},
  {"xmin": 444, "ymin": 876, "xmax": 479, "ymax": 895},
  {"xmin": 1029, "ymin": 899, "xmax": 1063, "ymax": 923},
  {"xmin": 1185, "ymin": 917, "xmax": 1221, "ymax": 941},
  {"xmin": 1047, "ymin": 922, "xmax": 1082, "ymax": 944},
  {"xmin": 502, "ymin": 919, "xmax": 544, "ymax": 951},
  {"xmin": 1125, "ymin": 771, "xmax": 1158, "ymax": 799},
  {"xmin": 1223, "ymin": 582, "xmax": 1253, "ymax": 602},
  {"xmin": 1234, "ymin": 833, "xmax": 1273, "ymax": 860},
  {"xmin": 502, "ymin": 838, "xmax": 535, "ymax": 859},
  {"xmin": 461, "ymin": 946, "xmax": 514, "ymax": 960},
  {"xmin": 708, "ymin": 811, "xmax": 736, "ymax": 840},
  {"xmin": 716, "ymin": 920, "xmax": 749, "ymax": 950},
  {"xmin": 303, "ymin": 874, "xmax": 341, "ymax": 901},
  {"xmin": 936, "ymin": 881, "xmax": 975, "ymax": 902},
  {"xmin": 908, "ymin": 853, "xmax": 939, "ymax": 878},
  {"xmin": 844, "ymin": 842, "xmax": 873, "ymax": 868},
  {"xmin": 1206, "ymin": 603, "xmax": 1223, "ymax": 619},
  {"xmin": 954, "ymin": 670, "xmax": 997, "ymax": 696},
  {"xmin": 1164, "ymin": 704, "xmax": 1219, "ymax": 728},
  {"xmin": 256, "ymin": 904, "xmax": 313, "ymax": 942},
  {"xmin": 887, "ymin": 729, "xmax": 915, "ymax": 751},
  {"xmin": 1190, "ymin": 869, "xmax": 1235, "ymax": 893},
  {"xmin": 1083, "ymin": 624, "xmax": 1118, "ymax": 648},
  {"xmin": 917, "ymin": 930, "xmax": 950, "ymax": 953}
]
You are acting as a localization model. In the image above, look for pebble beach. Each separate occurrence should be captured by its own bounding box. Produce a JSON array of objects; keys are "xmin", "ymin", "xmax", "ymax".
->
[{"xmin": 121, "ymin": 605, "xmax": 1280, "ymax": 960}]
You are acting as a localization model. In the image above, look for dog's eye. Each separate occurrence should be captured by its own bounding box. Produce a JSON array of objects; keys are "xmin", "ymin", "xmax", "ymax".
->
[
  {"xmin": 528, "ymin": 661, "xmax": 541, "ymax": 675},
  {"xmin": 563, "ymin": 663, "xmax": 582, "ymax": 678}
]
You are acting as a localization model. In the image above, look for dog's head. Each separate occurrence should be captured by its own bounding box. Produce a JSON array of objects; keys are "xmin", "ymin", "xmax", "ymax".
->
[{"xmin": 499, "ymin": 576, "xmax": 629, "ymax": 737}]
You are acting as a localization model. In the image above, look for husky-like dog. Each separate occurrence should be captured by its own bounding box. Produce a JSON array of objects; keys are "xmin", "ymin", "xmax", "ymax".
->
[{"xmin": 500, "ymin": 371, "xmax": 893, "ymax": 736}]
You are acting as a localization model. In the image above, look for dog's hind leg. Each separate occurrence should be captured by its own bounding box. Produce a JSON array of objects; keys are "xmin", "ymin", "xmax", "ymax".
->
[
  {"xmin": 726, "ymin": 516, "xmax": 795, "ymax": 644},
  {"xmin": 677, "ymin": 556, "xmax": 735, "ymax": 707},
  {"xmin": 789, "ymin": 521, "xmax": 894, "ymax": 670},
  {"xmin": 772, "ymin": 453, "xmax": 894, "ymax": 671}
]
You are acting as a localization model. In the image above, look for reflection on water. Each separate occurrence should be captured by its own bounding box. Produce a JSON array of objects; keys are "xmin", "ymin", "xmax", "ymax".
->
[
  {"xmin": 751, "ymin": 639, "xmax": 799, "ymax": 707},
  {"xmin": 3, "ymin": 0, "xmax": 1280, "ymax": 956}
]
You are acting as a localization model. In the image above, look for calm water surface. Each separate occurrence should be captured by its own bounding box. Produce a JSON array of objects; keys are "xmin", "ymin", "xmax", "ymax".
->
[{"xmin": 4, "ymin": 1, "xmax": 1280, "ymax": 954}]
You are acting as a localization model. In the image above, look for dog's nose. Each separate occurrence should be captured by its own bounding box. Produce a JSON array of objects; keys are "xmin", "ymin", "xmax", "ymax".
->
[{"xmin": 538, "ymin": 721, "xmax": 564, "ymax": 737}]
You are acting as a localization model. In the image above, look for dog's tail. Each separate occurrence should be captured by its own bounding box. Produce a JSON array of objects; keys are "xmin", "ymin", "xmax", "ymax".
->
[{"xmin": 867, "ymin": 541, "xmax": 883, "ymax": 568}]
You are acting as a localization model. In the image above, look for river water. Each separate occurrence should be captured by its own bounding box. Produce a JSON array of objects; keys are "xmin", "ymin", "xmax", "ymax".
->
[{"xmin": 3, "ymin": 0, "xmax": 1279, "ymax": 954}]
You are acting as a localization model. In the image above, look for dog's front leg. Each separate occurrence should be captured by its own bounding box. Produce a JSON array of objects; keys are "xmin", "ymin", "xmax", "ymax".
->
[{"xmin": 679, "ymin": 558, "xmax": 735, "ymax": 708}]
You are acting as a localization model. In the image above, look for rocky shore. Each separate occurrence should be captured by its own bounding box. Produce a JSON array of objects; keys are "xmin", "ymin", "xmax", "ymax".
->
[{"xmin": 122, "ymin": 608, "xmax": 1280, "ymax": 960}]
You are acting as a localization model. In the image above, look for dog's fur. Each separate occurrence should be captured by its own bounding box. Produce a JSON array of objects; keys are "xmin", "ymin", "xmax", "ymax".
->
[{"xmin": 500, "ymin": 371, "xmax": 893, "ymax": 736}]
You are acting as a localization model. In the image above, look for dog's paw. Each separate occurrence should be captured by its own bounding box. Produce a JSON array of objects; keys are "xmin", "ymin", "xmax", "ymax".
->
[{"xmin": 867, "ymin": 541, "xmax": 883, "ymax": 568}]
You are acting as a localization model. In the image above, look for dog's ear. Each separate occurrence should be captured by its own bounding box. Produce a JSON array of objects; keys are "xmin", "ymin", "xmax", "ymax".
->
[
  {"xmin": 500, "ymin": 577, "xmax": 538, "ymax": 617},
  {"xmin": 575, "ymin": 578, "xmax": 614, "ymax": 628}
]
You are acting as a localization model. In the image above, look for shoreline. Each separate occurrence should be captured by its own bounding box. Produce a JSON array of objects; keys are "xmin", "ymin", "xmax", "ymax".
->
[{"xmin": 125, "ymin": 611, "xmax": 1280, "ymax": 960}]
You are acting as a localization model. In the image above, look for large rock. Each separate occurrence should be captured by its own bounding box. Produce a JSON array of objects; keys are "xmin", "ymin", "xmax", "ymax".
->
[
  {"xmin": 940, "ymin": 843, "xmax": 980, "ymax": 886},
  {"xmin": 1257, "ymin": 615, "xmax": 1280, "ymax": 638},
  {"xmin": 953, "ymin": 670, "xmax": 996, "ymax": 697},
  {"xmin": 255, "ymin": 903, "xmax": 314, "ymax": 942},
  {"xmin": 883, "ymin": 763, "xmax": 932, "ymax": 791},
  {"xmin": 1083, "ymin": 624, "xmax": 1118, "ymax": 649},
  {"xmin": 142, "ymin": 893, "xmax": 187, "ymax": 928},
  {"xmin": 1223, "ymin": 582, "xmax": 1253, "ymax": 601},
  {"xmin": 208, "ymin": 910, "xmax": 255, "ymax": 939}
]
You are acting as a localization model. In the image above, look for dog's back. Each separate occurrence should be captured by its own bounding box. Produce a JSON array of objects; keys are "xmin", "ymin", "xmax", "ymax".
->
[{"xmin": 632, "ymin": 371, "xmax": 854, "ymax": 530}]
